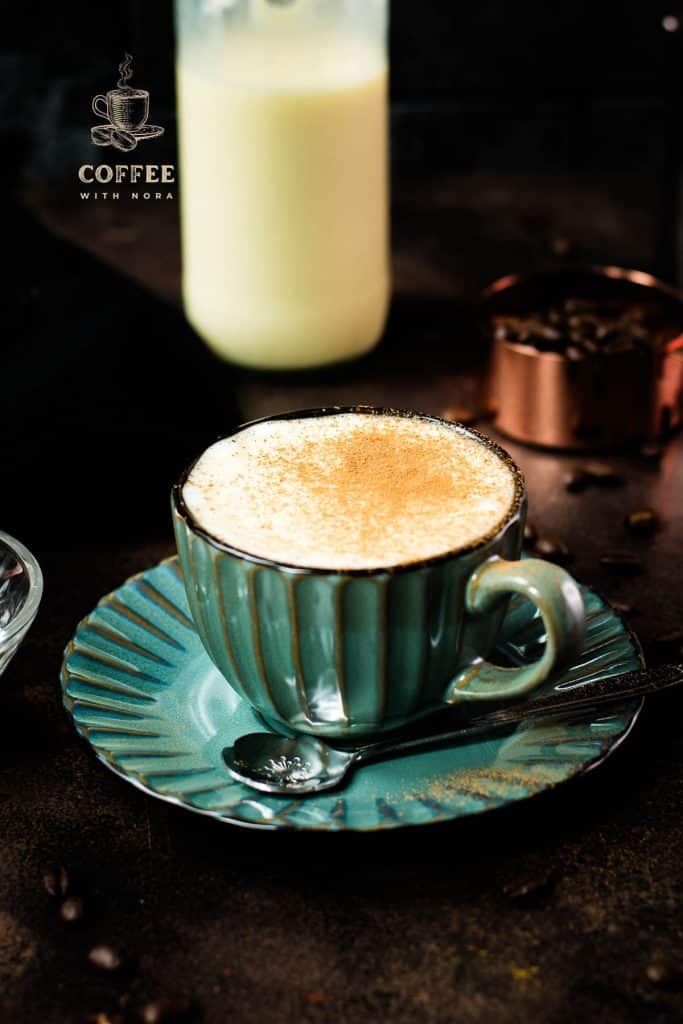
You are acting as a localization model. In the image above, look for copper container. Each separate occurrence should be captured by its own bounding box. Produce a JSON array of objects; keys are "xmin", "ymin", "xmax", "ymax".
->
[{"xmin": 484, "ymin": 266, "xmax": 683, "ymax": 450}]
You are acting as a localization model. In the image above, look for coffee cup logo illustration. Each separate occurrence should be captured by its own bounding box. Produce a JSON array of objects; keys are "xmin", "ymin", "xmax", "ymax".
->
[{"xmin": 91, "ymin": 54, "xmax": 164, "ymax": 152}]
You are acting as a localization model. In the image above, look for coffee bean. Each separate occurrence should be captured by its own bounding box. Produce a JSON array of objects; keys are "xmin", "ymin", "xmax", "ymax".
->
[
  {"xmin": 502, "ymin": 869, "xmax": 559, "ymax": 906},
  {"xmin": 43, "ymin": 864, "xmax": 69, "ymax": 898},
  {"xmin": 650, "ymin": 629, "xmax": 683, "ymax": 657},
  {"xmin": 523, "ymin": 521, "xmax": 538, "ymax": 546},
  {"xmin": 607, "ymin": 599, "xmax": 636, "ymax": 616},
  {"xmin": 639, "ymin": 442, "xmax": 663, "ymax": 462},
  {"xmin": 599, "ymin": 551, "xmax": 644, "ymax": 574},
  {"xmin": 563, "ymin": 298, "xmax": 589, "ymax": 315},
  {"xmin": 440, "ymin": 405, "xmax": 477, "ymax": 426},
  {"xmin": 540, "ymin": 325, "xmax": 562, "ymax": 341},
  {"xmin": 551, "ymin": 236, "xmax": 573, "ymax": 257},
  {"xmin": 533, "ymin": 338, "xmax": 564, "ymax": 354},
  {"xmin": 88, "ymin": 944, "xmax": 125, "ymax": 972},
  {"xmin": 489, "ymin": 298, "xmax": 671, "ymax": 362},
  {"xmin": 563, "ymin": 463, "xmax": 623, "ymax": 492},
  {"xmin": 60, "ymin": 895, "xmax": 84, "ymax": 923},
  {"xmin": 625, "ymin": 507, "xmax": 659, "ymax": 536},
  {"xmin": 533, "ymin": 537, "xmax": 573, "ymax": 565},
  {"xmin": 646, "ymin": 956, "xmax": 683, "ymax": 989},
  {"xmin": 631, "ymin": 327, "xmax": 650, "ymax": 345},
  {"xmin": 582, "ymin": 462, "xmax": 623, "ymax": 486},
  {"xmin": 140, "ymin": 995, "xmax": 196, "ymax": 1023},
  {"xmin": 564, "ymin": 467, "xmax": 590, "ymax": 493}
]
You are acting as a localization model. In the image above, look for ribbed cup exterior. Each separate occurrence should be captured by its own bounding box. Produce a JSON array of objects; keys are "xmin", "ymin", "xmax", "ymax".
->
[{"xmin": 172, "ymin": 500, "xmax": 525, "ymax": 738}]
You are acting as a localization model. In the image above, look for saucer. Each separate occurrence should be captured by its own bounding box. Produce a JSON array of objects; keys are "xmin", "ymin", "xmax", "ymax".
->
[
  {"xmin": 129, "ymin": 124, "xmax": 164, "ymax": 140},
  {"xmin": 61, "ymin": 557, "xmax": 643, "ymax": 832},
  {"xmin": 90, "ymin": 124, "xmax": 164, "ymax": 147}
]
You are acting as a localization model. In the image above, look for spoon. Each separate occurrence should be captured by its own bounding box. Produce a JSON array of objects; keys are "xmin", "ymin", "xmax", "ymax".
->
[{"xmin": 223, "ymin": 663, "xmax": 683, "ymax": 796}]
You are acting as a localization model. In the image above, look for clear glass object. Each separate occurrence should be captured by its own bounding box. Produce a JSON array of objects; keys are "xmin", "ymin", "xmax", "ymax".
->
[
  {"xmin": 0, "ymin": 532, "xmax": 43, "ymax": 678},
  {"xmin": 175, "ymin": 0, "xmax": 390, "ymax": 370}
]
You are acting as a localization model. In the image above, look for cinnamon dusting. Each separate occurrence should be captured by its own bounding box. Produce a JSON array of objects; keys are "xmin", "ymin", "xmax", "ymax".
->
[{"xmin": 183, "ymin": 414, "xmax": 516, "ymax": 570}]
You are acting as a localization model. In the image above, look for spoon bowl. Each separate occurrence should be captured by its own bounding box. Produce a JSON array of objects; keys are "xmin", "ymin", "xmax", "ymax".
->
[{"xmin": 224, "ymin": 733, "xmax": 354, "ymax": 794}]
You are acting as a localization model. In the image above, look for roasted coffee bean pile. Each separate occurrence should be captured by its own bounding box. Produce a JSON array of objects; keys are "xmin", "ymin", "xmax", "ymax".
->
[{"xmin": 492, "ymin": 298, "xmax": 669, "ymax": 359}]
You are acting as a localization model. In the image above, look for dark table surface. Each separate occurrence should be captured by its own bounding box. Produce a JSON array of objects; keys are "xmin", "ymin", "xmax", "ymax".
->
[{"xmin": 3, "ymin": 169, "xmax": 683, "ymax": 1024}]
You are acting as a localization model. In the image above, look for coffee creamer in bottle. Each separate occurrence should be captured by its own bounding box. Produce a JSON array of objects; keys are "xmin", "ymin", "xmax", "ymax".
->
[{"xmin": 175, "ymin": 0, "xmax": 390, "ymax": 369}]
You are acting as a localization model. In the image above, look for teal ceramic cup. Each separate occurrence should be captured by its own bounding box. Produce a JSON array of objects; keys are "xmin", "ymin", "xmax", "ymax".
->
[{"xmin": 172, "ymin": 407, "xmax": 585, "ymax": 739}]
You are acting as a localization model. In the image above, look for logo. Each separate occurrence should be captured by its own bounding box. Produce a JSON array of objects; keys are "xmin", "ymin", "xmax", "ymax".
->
[
  {"xmin": 79, "ymin": 52, "xmax": 174, "ymax": 201},
  {"xmin": 90, "ymin": 53, "xmax": 164, "ymax": 152}
]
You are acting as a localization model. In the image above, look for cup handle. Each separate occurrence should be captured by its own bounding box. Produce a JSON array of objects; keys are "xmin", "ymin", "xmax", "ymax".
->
[
  {"xmin": 444, "ymin": 556, "xmax": 585, "ymax": 704},
  {"xmin": 92, "ymin": 95, "xmax": 109, "ymax": 120}
]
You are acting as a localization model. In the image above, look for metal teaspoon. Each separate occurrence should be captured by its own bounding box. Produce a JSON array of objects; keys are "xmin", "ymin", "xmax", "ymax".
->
[{"xmin": 222, "ymin": 664, "xmax": 683, "ymax": 796}]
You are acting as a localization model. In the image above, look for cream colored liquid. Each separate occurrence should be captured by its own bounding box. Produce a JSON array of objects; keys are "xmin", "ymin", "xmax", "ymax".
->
[
  {"xmin": 183, "ymin": 415, "xmax": 517, "ymax": 570},
  {"xmin": 177, "ymin": 30, "xmax": 389, "ymax": 369}
]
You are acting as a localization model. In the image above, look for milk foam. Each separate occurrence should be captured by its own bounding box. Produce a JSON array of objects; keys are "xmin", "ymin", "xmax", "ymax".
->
[{"xmin": 182, "ymin": 414, "xmax": 518, "ymax": 570}]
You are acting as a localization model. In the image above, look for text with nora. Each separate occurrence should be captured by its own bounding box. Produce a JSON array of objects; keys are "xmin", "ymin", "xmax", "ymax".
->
[{"xmin": 78, "ymin": 163, "xmax": 175, "ymax": 200}]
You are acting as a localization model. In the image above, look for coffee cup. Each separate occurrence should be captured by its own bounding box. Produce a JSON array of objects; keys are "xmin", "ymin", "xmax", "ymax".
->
[
  {"xmin": 92, "ymin": 88, "xmax": 149, "ymax": 132},
  {"xmin": 171, "ymin": 407, "xmax": 585, "ymax": 739}
]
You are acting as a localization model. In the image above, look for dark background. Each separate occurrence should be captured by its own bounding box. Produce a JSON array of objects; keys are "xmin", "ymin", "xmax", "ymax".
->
[
  {"xmin": 7, "ymin": 2, "xmax": 683, "ymax": 204},
  {"xmin": 4, "ymin": 0, "xmax": 683, "ymax": 546},
  {"xmin": 3, "ymin": 4, "xmax": 683, "ymax": 1023}
]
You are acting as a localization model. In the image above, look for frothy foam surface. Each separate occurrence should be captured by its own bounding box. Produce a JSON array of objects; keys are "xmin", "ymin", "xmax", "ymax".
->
[{"xmin": 182, "ymin": 414, "xmax": 518, "ymax": 570}]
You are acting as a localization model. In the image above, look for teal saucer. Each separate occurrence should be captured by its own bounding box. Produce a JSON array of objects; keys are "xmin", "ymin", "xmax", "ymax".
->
[{"xmin": 61, "ymin": 557, "xmax": 643, "ymax": 832}]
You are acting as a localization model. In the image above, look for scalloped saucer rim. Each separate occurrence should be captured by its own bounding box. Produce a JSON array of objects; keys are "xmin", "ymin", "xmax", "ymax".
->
[{"xmin": 60, "ymin": 556, "xmax": 644, "ymax": 832}]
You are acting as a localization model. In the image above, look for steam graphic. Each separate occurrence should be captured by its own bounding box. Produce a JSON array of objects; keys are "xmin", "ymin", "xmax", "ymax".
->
[
  {"xmin": 91, "ymin": 53, "xmax": 164, "ymax": 152},
  {"xmin": 117, "ymin": 52, "xmax": 134, "ymax": 90}
]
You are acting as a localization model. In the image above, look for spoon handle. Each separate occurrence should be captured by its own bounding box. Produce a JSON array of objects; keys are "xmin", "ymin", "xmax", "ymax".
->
[{"xmin": 354, "ymin": 664, "xmax": 683, "ymax": 765}]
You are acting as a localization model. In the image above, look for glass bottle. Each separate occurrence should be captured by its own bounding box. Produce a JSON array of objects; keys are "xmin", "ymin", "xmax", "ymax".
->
[{"xmin": 175, "ymin": 0, "xmax": 390, "ymax": 370}]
